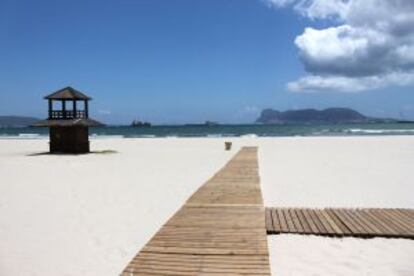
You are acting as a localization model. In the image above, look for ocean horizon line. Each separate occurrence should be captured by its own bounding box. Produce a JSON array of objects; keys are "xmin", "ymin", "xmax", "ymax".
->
[{"xmin": 1, "ymin": 123, "xmax": 414, "ymax": 139}]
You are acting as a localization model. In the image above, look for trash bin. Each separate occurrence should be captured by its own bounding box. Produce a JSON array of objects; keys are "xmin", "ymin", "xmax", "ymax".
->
[{"xmin": 225, "ymin": 141, "xmax": 232, "ymax": 151}]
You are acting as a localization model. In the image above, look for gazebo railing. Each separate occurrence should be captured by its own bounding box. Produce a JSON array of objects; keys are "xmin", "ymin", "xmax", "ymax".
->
[{"xmin": 49, "ymin": 110, "xmax": 86, "ymax": 119}]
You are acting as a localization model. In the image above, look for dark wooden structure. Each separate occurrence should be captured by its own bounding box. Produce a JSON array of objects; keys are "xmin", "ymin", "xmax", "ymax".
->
[{"xmin": 33, "ymin": 87, "xmax": 104, "ymax": 153}]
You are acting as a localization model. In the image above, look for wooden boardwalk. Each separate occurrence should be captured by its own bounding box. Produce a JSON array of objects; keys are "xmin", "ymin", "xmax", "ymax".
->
[
  {"xmin": 266, "ymin": 207, "xmax": 414, "ymax": 239},
  {"xmin": 121, "ymin": 147, "xmax": 271, "ymax": 275}
]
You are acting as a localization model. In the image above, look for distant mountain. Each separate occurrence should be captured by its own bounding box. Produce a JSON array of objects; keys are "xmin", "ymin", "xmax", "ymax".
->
[
  {"xmin": 0, "ymin": 116, "xmax": 40, "ymax": 127},
  {"xmin": 256, "ymin": 108, "xmax": 374, "ymax": 124}
]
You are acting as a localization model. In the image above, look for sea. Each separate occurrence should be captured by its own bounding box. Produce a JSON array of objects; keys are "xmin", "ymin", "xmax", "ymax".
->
[{"xmin": 1, "ymin": 123, "xmax": 414, "ymax": 139}]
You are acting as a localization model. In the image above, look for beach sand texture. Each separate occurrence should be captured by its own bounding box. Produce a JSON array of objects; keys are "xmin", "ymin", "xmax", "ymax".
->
[{"xmin": 0, "ymin": 136, "xmax": 413, "ymax": 275}]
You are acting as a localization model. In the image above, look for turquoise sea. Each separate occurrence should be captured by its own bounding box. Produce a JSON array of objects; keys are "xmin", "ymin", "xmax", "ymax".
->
[{"xmin": 1, "ymin": 123, "xmax": 414, "ymax": 139}]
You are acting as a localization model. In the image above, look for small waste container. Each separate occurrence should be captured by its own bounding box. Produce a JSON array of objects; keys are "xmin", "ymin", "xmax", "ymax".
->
[{"xmin": 225, "ymin": 141, "xmax": 232, "ymax": 151}]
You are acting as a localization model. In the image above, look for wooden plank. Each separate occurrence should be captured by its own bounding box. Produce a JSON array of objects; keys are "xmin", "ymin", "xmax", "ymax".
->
[
  {"xmin": 394, "ymin": 209, "xmax": 414, "ymax": 230},
  {"xmin": 396, "ymin": 209, "xmax": 414, "ymax": 220},
  {"xmin": 364, "ymin": 209, "xmax": 399, "ymax": 236},
  {"xmin": 380, "ymin": 209, "xmax": 412, "ymax": 235},
  {"xmin": 314, "ymin": 209, "xmax": 336, "ymax": 235},
  {"xmin": 290, "ymin": 208, "xmax": 304, "ymax": 233},
  {"xmin": 271, "ymin": 208, "xmax": 282, "ymax": 233},
  {"xmin": 345, "ymin": 209, "xmax": 376, "ymax": 235},
  {"xmin": 333, "ymin": 209, "xmax": 364, "ymax": 235},
  {"xmin": 265, "ymin": 208, "xmax": 274, "ymax": 233},
  {"xmin": 301, "ymin": 209, "xmax": 319, "ymax": 234},
  {"xmin": 344, "ymin": 209, "xmax": 371, "ymax": 235},
  {"xmin": 282, "ymin": 208, "xmax": 297, "ymax": 233},
  {"xmin": 123, "ymin": 253, "xmax": 271, "ymax": 275},
  {"xmin": 354, "ymin": 209, "xmax": 383, "ymax": 235},
  {"xmin": 370, "ymin": 209, "xmax": 407, "ymax": 236},
  {"xmin": 294, "ymin": 209, "xmax": 311, "ymax": 234},
  {"xmin": 308, "ymin": 209, "xmax": 326, "ymax": 234},
  {"xmin": 325, "ymin": 209, "xmax": 352, "ymax": 235},
  {"xmin": 386, "ymin": 209, "xmax": 414, "ymax": 234},
  {"xmin": 319, "ymin": 209, "xmax": 344, "ymax": 235},
  {"xmin": 277, "ymin": 208, "xmax": 289, "ymax": 233}
]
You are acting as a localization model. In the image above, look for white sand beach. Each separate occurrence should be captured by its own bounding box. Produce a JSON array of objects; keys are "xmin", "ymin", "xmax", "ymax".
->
[
  {"xmin": 258, "ymin": 136, "xmax": 414, "ymax": 276},
  {"xmin": 1, "ymin": 136, "xmax": 414, "ymax": 276}
]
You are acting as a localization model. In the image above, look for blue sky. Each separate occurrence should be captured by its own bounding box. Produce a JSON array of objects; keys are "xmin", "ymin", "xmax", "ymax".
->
[{"xmin": 1, "ymin": 0, "xmax": 413, "ymax": 124}]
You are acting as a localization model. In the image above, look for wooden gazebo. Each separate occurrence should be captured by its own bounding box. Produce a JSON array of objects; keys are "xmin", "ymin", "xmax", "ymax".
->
[{"xmin": 33, "ymin": 86, "xmax": 104, "ymax": 153}]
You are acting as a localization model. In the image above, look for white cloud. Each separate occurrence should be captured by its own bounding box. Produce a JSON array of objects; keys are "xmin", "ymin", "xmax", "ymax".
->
[
  {"xmin": 264, "ymin": 0, "xmax": 296, "ymax": 8},
  {"xmin": 294, "ymin": 0, "xmax": 350, "ymax": 20},
  {"xmin": 288, "ymin": 71, "xmax": 414, "ymax": 92},
  {"xmin": 265, "ymin": 0, "xmax": 350, "ymax": 19},
  {"xmin": 265, "ymin": 0, "xmax": 414, "ymax": 92}
]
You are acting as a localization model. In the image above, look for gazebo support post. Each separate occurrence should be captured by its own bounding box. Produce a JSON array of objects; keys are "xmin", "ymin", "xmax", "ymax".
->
[{"xmin": 48, "ymin": 99, "xmax": 52, "ymax": 119}]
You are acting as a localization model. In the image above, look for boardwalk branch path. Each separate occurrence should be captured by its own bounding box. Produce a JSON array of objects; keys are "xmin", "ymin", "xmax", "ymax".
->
[
  {"xmin": 121, "ymin": 147, "xmax": 271, "ymax": 275},
  {"xmin": 266, "ymin": 207, "xmax": 414, "ymax": 239}
]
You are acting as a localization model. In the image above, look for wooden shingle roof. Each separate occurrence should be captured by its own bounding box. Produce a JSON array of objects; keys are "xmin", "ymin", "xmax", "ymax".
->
[{"xmin": 44, "ymin": 87, "xmax": 92, "ymax": 100}]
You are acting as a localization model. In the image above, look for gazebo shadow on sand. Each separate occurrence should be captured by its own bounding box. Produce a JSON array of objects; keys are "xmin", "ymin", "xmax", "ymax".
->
[{"xmin": 26, "ymin": 150, "xmax": 117, "ymax": 157}]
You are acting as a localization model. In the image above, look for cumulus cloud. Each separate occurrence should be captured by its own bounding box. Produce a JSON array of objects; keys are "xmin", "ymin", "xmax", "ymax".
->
[{"xmin": 265, "ymin": 0, "xmax": 414, "ymax": 92}]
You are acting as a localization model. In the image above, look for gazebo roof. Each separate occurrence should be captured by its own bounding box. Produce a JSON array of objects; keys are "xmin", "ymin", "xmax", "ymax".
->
[{"xmin": 44, "ymin": 86, "xmax": 92, "ymax": 100}]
